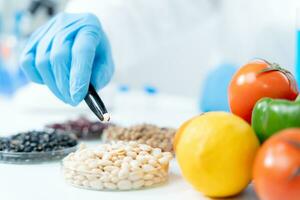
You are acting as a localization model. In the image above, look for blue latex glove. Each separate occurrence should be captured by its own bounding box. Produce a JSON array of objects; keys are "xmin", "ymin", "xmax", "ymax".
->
[
  {"xmin": 20, "ymin": 13, "xmax": 114, "ymax": 106},
  {"xmin": 200, "ymin": 63, "xmax": 237, "ymax": 112}
]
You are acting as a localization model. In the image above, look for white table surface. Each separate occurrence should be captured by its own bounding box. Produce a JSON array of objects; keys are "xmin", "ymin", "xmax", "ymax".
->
[{"xmin": 0, "ymin": 84, "xmax": 258, "ymax": 200}]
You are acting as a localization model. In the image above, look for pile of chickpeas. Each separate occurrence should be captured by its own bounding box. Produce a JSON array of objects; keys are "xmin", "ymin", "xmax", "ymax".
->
[
  {"xmin": 102, "ymin": 124, "xmax": 176, "ymax": 153},
  {"xmin": 63, "ymin": 141, "xmax": 173, "ymax": 190}
]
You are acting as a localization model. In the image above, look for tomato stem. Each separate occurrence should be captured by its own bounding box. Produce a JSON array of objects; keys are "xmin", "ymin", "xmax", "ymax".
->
[{"xmin": 257, "ymin": 62, "xmax": 298, "ymax": 94}]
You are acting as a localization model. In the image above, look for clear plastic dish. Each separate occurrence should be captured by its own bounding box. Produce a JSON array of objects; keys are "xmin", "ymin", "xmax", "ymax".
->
[
  {"xmin": 62, "ymin": 163, "xmax": 169, "ymax": 191},
  {"xmin": 0, "ymin": 145, "xmax": 77, "ymax": 164}
]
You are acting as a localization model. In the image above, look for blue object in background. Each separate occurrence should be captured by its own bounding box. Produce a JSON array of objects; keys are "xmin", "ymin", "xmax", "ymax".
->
[
  {"xmin": 118, "ymin": 84, "xmax": 130, "ymax": 92},
  {"xmin": 0, "ymin": 61, "xmax": 15, "ymax": 96},
  {"xmin": 144, "ymin": 85, "xmax": 158, "ymax": 95},
  {"xmin": 0, "ymin": 13, "xmax": 3, "ymax": 34},
  {"xmin": 14, "ymin": 11, "xmax": 24, "ymax": 37},
  {"xmin": 296, "ymin": 30, "xmax": 300, "ymax": 89},
  {"xmin": 200, "ymin": 63, "xmax": 237, "ymax": 112},
  {"xmin": 0, "ymin": 51, "xmax": 29, "ymax": 96},
  {"xmin": 0, "ymin": 66, "xmax": 29, "ymax": 96},
  {"xmin": 13, "ymin": 68, "xmax": 29, "ymax": 90}
]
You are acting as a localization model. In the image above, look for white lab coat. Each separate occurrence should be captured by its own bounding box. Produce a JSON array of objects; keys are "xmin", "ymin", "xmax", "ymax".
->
[{"xmin": 66, "ymin": 0, "xmax": 300, "ymax": 97}]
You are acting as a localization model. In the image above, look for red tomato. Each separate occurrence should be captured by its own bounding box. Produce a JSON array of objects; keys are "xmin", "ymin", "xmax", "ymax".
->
[
  {"xmin": 253, "ymin": 129, "xmax": 300, "ymax": 200},
  {"xmin": 228, "ymin": 59, "xmax": 298, "ymax": 123}
]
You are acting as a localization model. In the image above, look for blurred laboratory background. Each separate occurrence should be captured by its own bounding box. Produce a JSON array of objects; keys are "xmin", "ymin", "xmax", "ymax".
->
[
  {"xmin": 0, "ymin": 0, "xmax": 300, "ymax": 132},
  {"xmin": 0, "ymin": 0, "xmax": 66, "ymax": 95}
]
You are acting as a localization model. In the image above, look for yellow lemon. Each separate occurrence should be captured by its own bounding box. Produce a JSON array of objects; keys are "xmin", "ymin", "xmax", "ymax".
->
[{"xmin": 175, "ymin": 112, "xmax": 259, "ymax": 197}]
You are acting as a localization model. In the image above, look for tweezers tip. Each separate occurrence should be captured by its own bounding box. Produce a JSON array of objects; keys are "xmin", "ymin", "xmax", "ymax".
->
[{"xmin": 102, "ymin": 113, "xmax": 111, "ymax": 122}]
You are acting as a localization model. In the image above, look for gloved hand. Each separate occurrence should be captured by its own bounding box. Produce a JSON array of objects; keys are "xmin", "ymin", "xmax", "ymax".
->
[{"xmin": 20, "ymin": 13, "xmax": 114, "ymax": 106}]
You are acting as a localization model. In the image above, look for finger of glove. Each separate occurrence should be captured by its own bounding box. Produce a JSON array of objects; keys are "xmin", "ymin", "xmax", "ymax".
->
[
  {"xmin": 35, "ymin": 37, "xmax": 66, "ymax": 103},
  {"xmin": 49, "ymin": 16, "xmax": 85, "ymax": 106},
  {"xmin": 22, "ymin": 16, "xmax": 57, "ymax": 54},
  {"xmin": 20, "ymin": 52, "xmax": 44, "ymax": 84},
  {"xmin": 91, "ymin": 33, "xmax": 114, "ymax": 90},
  {"xmin": 35, "ymin": 52, "xmax": 66, "ymax": 103},
  {"xmin": 70, "ymin": 25, "xmax": 101, "ymax": 105},
  {"xmin": 20, "ymin": 16, "xmax": 57, "ymax": 84},
  {"xmin": 50, "ymin": 34, "xmax": 73, "ymax": 105}
]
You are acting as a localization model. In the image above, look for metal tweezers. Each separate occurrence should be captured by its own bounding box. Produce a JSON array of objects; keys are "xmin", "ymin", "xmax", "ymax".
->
[{"xmin": 84, "ymin": 84, "xmax": 110, "ymax": 122}]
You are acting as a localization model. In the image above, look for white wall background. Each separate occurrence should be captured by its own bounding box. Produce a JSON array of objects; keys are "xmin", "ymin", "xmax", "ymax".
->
[{"xmin": 3, "ymin": 0, "xmax": 299, "ymax": 98}]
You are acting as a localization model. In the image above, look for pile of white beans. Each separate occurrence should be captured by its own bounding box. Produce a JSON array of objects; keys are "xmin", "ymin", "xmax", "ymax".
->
[{"xmin": 62, "ymin": 141, "xmax": 173, "ymax": 190}]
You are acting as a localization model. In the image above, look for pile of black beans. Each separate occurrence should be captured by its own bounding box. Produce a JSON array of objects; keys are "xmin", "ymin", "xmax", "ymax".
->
[
  {"xmin": 46, "ymin": 116, "xmax": 113, "ymax": 139},
  {"xmin": 0, "ymin": 130, "xmax": 77, "ymax": 152}
]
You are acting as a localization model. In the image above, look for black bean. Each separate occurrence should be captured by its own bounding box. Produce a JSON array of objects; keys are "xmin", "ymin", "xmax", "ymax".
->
[
  {"xmin": 24, "ymin": 147, "xmax": 32, "ymax": 152},
  {"xmin": 24, "ymin": 141, "xmax": 31, "ymax": 146},
  {"xmin": 30, "ymin": 143, "xmax": 37, "ymax": 147},
  {"xmin": 31, "ymin": 136, "xmax": 38, "ymax": 143},
  {"xmin": 0, "ymin": 130, "xmax": 77, "ymax": 153},
  {"xmin": 18, "ymin": 145, "xmax": 25, "ymax": 151},
  {"xmin": 42, "ymin": 134, "xmax": 49, "ymax": 142},
  {"xmin": 24, "ymin": 135, "xmax": 30, "ymax": 141}
]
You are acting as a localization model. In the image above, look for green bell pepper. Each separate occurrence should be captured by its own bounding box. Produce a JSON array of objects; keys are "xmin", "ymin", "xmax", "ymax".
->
[{"xmin": 252, "ymin": 96, "xmax": 300, "ymax": 143}]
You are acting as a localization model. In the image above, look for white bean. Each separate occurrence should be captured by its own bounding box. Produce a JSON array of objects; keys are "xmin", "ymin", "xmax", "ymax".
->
[
  {"xmin": 92, "ymin": 168, "xmax": 103, "ymax": 174},
  {"xmin": 153, "ymin": 177, "xmax": 162, "ymax": 184},
  {"xmin": 142, "ymin": 164, "xmax": 155, "ymax": 172},
  {"xmin": 114, "ymin": 160, "xmax": 122, "ymax": 167},
  {"xmin": 98, "ymin": 160, "xmax": 112, "ymax": 166},
  {"xmin": 162, "ymin": 152, "xmax": 173, "ymax": 160},
  {"xmin": 144, "ymin": 180, "xmax": 154, "ymax": 187},
  {"xmin": 123, "ymin": 156, "xmax": 133, "ymax": 162},
  {"xmin": 136, "ymin": 155, "xmax": 148, "ymax": 164},
  {"xmin": 124, "ymin": 146, "xmax": 133, "ymax": 152},
  {"xmin": 158, "ymin": 157, "xmax": 169, "ymax": 165},
  {"xmin": 73, "ymin": 180, "xmax": 83, "ymax": 186},
  {"xmin": 110, "ymin": 176, "xmax": 119, "ymax": 184},
  {"xmin": 104, "ymin": 166, "xmax": 119, "ymax": 172},
  {"xmin": 133, "ymin": 147, "xmax": 141, "ymax": 153},
  {"xmin": 87, "ymin": 160, "xmax": 98, "ymax": 169},
  {"xmin": 77, "ymin": 164, "xmax": 89, "ymax": 172},
  {"xmin": 111, "ymin": 168, "xmax": 119, "ymax": 176},
  {"xmin": 128, "ymin": 141, "xmax": 138, "ymax": 147},
  {"xmin": 143, "ymin": 173, "xmax": 154, "ymax": 180},
  {"xmin": 74, "ymin": 175, "xmax": 85, "ymax": 181},
  {"xmin": 102, "ymin": 153, "xmax": 112, "ymax": 160},
  {"xmin": 127, "ymin": 151, "xmax": 137, "ymax": 158},
  {"xmin": 151, "ymin": 148, "xmax": 162, "ymax": 158},
  {"xmin": 117, "ymin": 180, "xmax": 132, "ymax": 190},
  {"xmin": 129, "ymin": 171, "xmax": 143, "ymax": 181},
  {"xmin": 100, "ymin": 173, "xmax": 110, "ymax": 182},
  {"xmin": 148, "ymin": 159, "xmax": 158, "ymax": 166},
  {"xmin": 90, "ymin": 180, "xmax": 104, "ymax": 190},
  {"xmin": 130, "ymin": 160, "xmax": 140, "ymax": 169},
  {"xmin": 82, "ymin": 180, "xmax": 90, "ymax": 187},
  {"xmin": 121, "ymin": 162, "xmax": 130, "ymax": 169},
  {"xmin": 86, "ymin": 174, "xmax": 97, "ymax": 181},
  {"xmin": 132, "ymin": 180, "xmax": 144, "ymax": 189},
  {"xmin": 104, "ymin": 182, "xmax": 117, "ymax": 190},
  {"xmin": 118, "ymin": 168, "xmax": 129, "ymax": 179},
  {"xmin": 139, "ymin": 144, "xmax": 152, "ymax": 152}
]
